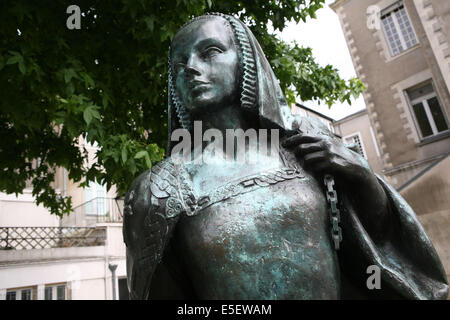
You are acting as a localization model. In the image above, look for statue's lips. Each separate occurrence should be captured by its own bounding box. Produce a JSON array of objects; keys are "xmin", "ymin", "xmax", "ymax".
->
[{"xmin": 190, "ymin": 82, "xmax": 211, "ymax": 96}]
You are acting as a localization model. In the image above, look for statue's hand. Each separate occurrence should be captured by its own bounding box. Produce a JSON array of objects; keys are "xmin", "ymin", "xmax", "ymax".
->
[
  {"xmin": 282, "ymin": 132, "xmax": 373, "ymax": 185},
  {"xmin": 282, "ymin": 132, "xmax": 389, "ymax": 234}
]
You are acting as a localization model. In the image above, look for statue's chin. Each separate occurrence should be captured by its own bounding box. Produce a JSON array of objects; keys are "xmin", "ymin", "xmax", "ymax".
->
[
  {"xmin": 182, "ymin": 86, "xmax": 239, "ymax": 117},
  {"xmin": 184, "ymin": 90, "xmax": 239, "ymax": 118},
  {"xmin": 185, "ymin": 98, "xmax": 220, "ymax": 116}
]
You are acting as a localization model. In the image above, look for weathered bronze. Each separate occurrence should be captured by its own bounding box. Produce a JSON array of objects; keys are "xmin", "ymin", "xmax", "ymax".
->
[{"xmin": 123, "ymin": 13, "xmax": 449, "ymax": 299}]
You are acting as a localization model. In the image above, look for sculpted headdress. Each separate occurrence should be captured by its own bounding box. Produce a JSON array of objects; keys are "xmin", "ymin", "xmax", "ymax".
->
[{"xmin": 167, "ymin": 12, "xmax": 313, "ymax": 153}]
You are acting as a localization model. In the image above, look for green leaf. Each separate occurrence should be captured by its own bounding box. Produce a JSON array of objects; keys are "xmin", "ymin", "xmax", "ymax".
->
[
  {"xmin": 83, "ymin": 105, "xmax": 101, "ymax": 125},
  {"xmin": 18, "ymin": 60, "xmax": 26, "ymax": 74},
  {"xmin": 144, "ymin": 153, "xmax": 152, "ymax": 169},
  {"xmin": 102, "ymin": 94, "xmax": 109, "ymax": 108},
  {"xmin": 112, "ymin": 152, "xmax": 119, "ymax": 163},
  {"xmin": 64, "ymin": 68, "xmax": 77, "ymax": 83},
  {"xmin": 7, "ymin": 51, "xmax": 25, "ymax": 74},
  {"xmin": 121, "ymin": 147, "xmax": 128, "ymax": 164},
  {"xmin": 6, "ymin": 51, "xmax": 22, "ymax": 65},
  {"xmin": 134, "ymin": 150, "xmax": 148, "ymax": 159},
  {"xmin": 81, "ymin": 72, "xmax": 95, "ymax": 88},
  {"xmin": 129, "ymin": 160, "xmax": 137, "ymax": 175},
  {"xmin": 144, "ymin": 16, "xmax": 155, "ymax": 32}
]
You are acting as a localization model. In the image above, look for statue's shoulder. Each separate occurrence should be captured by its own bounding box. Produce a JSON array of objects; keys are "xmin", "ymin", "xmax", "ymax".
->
[
  {"xmin": 123, "ymin": 158, "xmax": 182, "ymax": 299},
  {"xmin": 123, "ymin": 158, "xmax": 181, "ymax": 246},
  {"xmin": 126, "ymin": 157, "xmax": 179, "ymax": 204}
]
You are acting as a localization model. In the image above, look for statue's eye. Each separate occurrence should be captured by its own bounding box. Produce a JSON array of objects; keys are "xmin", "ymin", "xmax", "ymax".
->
[{"xmin": 202, "ymin": 47, "xmax": 223, "ymax": 58}]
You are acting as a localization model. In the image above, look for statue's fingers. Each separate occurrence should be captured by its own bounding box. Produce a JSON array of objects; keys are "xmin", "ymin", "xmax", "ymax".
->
[
  {"xmin": 282, "ymin": 133, "xmax": 321, "ymax": 148},
  {"xmin": 303, "ymin": 151, "xmax": 327, "ymax": 166},
  {"xmin": 296, "ymin": 142, "xmax": 323, "ymax": 156}
]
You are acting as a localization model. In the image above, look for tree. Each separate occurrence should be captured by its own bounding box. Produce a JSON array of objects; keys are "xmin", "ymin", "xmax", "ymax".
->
[{"xmin": 0, "ymin": 0, "xmax": 364, "ymax": 216}]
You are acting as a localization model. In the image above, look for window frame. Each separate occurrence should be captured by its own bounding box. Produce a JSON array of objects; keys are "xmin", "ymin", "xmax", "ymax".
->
[
  {"xmin": 85, "ymin": 180, "xmax": 108, "ymax": 216},
  {"xmin": 343, "ymin": 132, "xmax": 367, "ymax": 159},
  {"xmin": 406, "ymin": 81, "xmax": 449, "ymax": 140},
  {"xmin": 6, "ymin": 286, "xmax": 35, "ymax": 300},
  {"xmin": 6, "ymin": 291, "xmax": 16, "ymax": 300},
  {"xmin": 44, "ymin": 283, "xmax": 69, "ymax": 300},
  {"xmin": 44, "ymin": 286, "xmax": 53, "ymax": 300},
  {"xmin": 380, "ymin": 1, "xmax": 419, "ymax": 57}
]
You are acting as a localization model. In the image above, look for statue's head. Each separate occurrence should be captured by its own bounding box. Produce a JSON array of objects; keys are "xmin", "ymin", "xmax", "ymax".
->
[
  {"xmin": 167, "ymin": 13, "xmax": 299, "ymax": 152},
  {"xmin": 168, "ymin": 13, "xmax": 259, "ymax": 132},
  {"xmin": 170, "ymin": 15, "xmax": 241, "ymax": 117}
]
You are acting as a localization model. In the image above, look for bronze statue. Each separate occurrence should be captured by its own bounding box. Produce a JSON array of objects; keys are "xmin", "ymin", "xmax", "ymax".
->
[{"xmin": 123, "ymin": 13, "xmax": 448, "ymax": 299}]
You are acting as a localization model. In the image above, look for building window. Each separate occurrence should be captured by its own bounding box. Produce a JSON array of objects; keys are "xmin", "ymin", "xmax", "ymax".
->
[
  {"xmin": 406, "ymin": 82, "xmax": 448, "ymax": 139},
  {"xmin": 57, "ymin": 285, "xmax": 66, "ymax": 300},
  {"xmin": 45, "ymin": 284, "xmax": 68, "ymax": 300},
  {"xmin": 6, "ymin": 291, "xmax": 16, "ymax": 300},
  {"xmin": 6, "ymin": 287, "xmax": 34, "ymax": 300},
  {"xmin": 381, "ymin": 1, "xmax": 418, "ymax": 57},
  {"xmin": 344, "ymin": 133, "xmax": 367, "ymax": 158},
  {"xmin": 85, "ymin": 180, "xmax": 108, "ymax": 216},
  {"xmin": 44, "ymin": 287, "xmax": 53, "ymax": 300},
  {"xmin": 21, "ymin": 289, "xmax": 31, "ymax": 300}
]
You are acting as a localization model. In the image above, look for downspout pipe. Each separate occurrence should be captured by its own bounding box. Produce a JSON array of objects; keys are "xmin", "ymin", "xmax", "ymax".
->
[{"xmin": 108, "ymin": 263, "xmax": 118, "ymax": 300}]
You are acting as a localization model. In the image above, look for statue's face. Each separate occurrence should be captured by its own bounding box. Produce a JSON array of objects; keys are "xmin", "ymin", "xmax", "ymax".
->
[{"xmin": 171, "ymin": 17, "xmax": 240, "ymax": 114}]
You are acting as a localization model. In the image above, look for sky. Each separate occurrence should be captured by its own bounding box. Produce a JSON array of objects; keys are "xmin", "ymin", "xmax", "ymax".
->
[{"xmin": 279, "ymin": 0, "xmax": 366, "ymax": 120}]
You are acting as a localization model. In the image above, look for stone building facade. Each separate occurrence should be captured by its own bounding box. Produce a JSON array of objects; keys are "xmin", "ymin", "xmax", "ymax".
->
[{"xmin": 331, "ymin": 0, "xmax": 450, "ymax": 294}]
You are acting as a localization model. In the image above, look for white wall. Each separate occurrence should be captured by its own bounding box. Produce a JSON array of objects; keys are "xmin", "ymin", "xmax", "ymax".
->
[
  {"xmin": 103, "ymin": 223, "xmax": 126, "ymax": 257},
  {"xmin": 0, "ymin": 225, "xmax": 127, "ymax": 300},
  {"xmin": 0, "ymin": 247, "xmax": 105, "ymax": 288},
  {"xmin": 71, "ymin": 277, "xmax": 106, "ymax": 300},
  {"xmin": 0, "ymin": 190, "xmax": 60, "ymax": 227}
]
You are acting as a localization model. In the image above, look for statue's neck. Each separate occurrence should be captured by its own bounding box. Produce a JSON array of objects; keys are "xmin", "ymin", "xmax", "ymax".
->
[
  {"xmin": 185, "ymin": 105, "xmax": 282, "ymax": 165},
  {"xmin": 191, "ymin": 104, "xmax": 254, "ymax": 137}
]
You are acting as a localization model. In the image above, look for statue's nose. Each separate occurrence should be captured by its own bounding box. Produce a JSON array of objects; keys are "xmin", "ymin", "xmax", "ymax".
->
[{"xmin": 185, "ymin": 54, "xmax": 202, "ymax": 77}]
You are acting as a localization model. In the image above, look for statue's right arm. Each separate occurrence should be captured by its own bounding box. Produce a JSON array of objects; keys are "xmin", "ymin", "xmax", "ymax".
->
[{"xmin": 122, "ymin": 165, "xmax": 180, "ymax": 299}]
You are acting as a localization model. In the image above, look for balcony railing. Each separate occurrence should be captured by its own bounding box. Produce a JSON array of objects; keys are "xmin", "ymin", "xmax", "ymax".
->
[
  {"xmin": 0, "ymin": 227, "xmax": 106, "ymax": 250},
  {"xmin": 61, "ymin": 197, "xmax": 124, "ymax": 227}
]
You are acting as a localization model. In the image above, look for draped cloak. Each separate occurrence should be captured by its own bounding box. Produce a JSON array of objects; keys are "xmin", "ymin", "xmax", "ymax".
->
[{"xmin": 123, "ymin": 13, "xmax": 449, "ymax": 300}]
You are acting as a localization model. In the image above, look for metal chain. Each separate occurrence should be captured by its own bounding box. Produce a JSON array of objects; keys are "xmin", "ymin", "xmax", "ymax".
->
[{"xmin": 324, "ymin": 174, "xmax": 343, "ymax": 250}]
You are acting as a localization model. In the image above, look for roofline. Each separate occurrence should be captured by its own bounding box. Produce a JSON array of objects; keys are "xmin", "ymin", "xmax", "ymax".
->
[
  {"xmin": 329, "ymin": 0, "xmax": 351, "ymax": 12},
  {"xmin": 333, "ymin": 108, "xmax": 367, "ymax": 124},
  {"xmin": 294, "ymin": 103, "xmax": 335, "ymax": 122}
]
